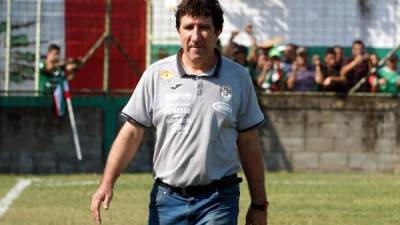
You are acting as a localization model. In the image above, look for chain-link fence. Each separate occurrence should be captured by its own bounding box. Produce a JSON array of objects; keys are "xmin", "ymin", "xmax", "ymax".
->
[
  {"xmin": 0, "ymin": 0, "xmax": 65, "ymax": 94},
  {"xmin": 149, "ymin": 0, "xmax": 400, "ymax": 61},
  {"xmin": 1, "ymin": 0, "xmax": 400, "ymax": 93},
  {"xmin": 0, "ymin": 0, "xmax": 146, "ymax": 94}
]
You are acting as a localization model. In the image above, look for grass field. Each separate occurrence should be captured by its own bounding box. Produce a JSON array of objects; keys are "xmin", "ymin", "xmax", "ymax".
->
[{"xmin": 0, "ymin": 172, "xmax": 399, "ymax": 225}]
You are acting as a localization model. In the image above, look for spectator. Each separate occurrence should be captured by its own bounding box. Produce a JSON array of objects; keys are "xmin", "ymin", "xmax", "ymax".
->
[
  {"xmin": 243, "ymin": 23, "xmax": 258, "ymax": 67},
  {"xmin": 377, "ymin": 54, "xmax": 400, "ymax": 95},
  {"xmin": 286, "ymin": 47, "xmax": 317, "ymax": 91},
  {"xmin": 315, "ymin": 48, "xmax": 346, "ymax": 92},
  {"xmin": 257, "ymin": 47, "xmax": 285, "ymax": 92},
  {"xmin": 369, "ymin": 53, "xmax": 379, "ymax": 67},
  {"xmin": 254, "ymin": 36, "xmax": 284, "ymax": 83},
  {"xmin": 253, "ymin": 49, "xmax": 269, "ymax": 86},
  {"xmin": 223, "ymin": 24, "xmax": 258, "ymax": 79},
  {"xmin": 39, "ymin": 44, "xmax": 79, "ymax": 93},
  {"xmin": 281, "ymin": 43, "xmax": 298, "ymax": 74},
  {"xmin": 340, "ymin": 40, "xmax": 370, "ymax": 92},
  {"xmin": 367, "ymin": 53, "xmax": 380, "ymax": 93},
  {"xmin": 231, "ymin": 44, "xmax": 248, "ymax": 66},
  {"xmin": 334, "ymin": 45, "xmax": 345, "ymax": 71}
]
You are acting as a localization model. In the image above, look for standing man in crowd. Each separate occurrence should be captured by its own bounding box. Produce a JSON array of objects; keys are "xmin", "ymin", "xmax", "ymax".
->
[
  {"xmin": 340, "ymin": 40, "xmax": 370, "ymax": 91},
  {"xmin": 286, "ymin": 47, "xmax": 317, "ymax": 91},
  {"xmin": 39, "ymin": 44, "xmax": 79, "ymax": 93},
  {"xmin": 315, "ymin": 48, "xmax": 346, "ymax": 92},
  {"xmin": 377, "ymin": 54, "xmax": 400, "ymax": 95},
  {"xmin": 333, "ymin": 45, "xmax": 345, "ymax": 71},
  {"xmin": 91, "ymin": 0, "xmax": 268, "ymax": 225}
]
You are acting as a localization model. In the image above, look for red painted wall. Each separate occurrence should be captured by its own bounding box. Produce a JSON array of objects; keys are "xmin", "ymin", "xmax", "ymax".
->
[{"xmin": 65, "ymin": 0, "xmax": 146, "ymax": 91}]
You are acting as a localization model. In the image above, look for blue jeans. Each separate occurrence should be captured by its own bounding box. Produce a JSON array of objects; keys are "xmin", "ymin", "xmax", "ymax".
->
[{"xmin": 148, "ymin": 182, "xmax": 240, "ymax": 225}]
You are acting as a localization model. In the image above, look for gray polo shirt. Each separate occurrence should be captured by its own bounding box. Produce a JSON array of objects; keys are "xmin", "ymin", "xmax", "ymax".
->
[{"xmin": 122, "ymin": 50, "xmax": 264, "ymax": 187}]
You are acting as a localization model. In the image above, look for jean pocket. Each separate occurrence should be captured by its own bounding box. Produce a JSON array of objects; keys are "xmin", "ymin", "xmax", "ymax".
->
[{"xmin": 150, "ymin": 185, "xmax": 170, "ymax": 206}]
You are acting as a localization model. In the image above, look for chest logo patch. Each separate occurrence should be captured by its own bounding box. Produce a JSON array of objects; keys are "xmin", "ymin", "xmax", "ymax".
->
[
  {"xmin": 220, "ymin": 85, "xmax": 232, "ymax": 102},
  {"xmin": 212, "ymin": 102, "xmax": 232, "ymax": 114},
  {"xmin": 160, "ymin": 70, "xmax": 175, "ymax": 79}
]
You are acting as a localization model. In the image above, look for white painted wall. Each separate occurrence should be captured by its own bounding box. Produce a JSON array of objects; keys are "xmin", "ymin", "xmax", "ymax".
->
[{"xmin": 152, "ymin": 0, "xmax": 400, "ymax": 48}]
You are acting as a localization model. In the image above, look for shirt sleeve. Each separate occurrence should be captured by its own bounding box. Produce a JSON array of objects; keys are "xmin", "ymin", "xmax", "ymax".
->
[
  {"xmin": 237, "ymin": 72, "xmax": 265, "ymax": 132},
  {"xmin": 121, "ymin": 69, "xmax": 154, "ymax": 128}
]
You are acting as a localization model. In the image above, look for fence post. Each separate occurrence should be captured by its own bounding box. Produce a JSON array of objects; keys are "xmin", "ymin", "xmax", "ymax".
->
[
  {"xmin": 34, "ymin": 0, "xmax": 43, "ymax": 96},
  {"xmin": 4, "ymin": 0, "xmax": 12, "ymax": 95},
  {"xmin": 145, "ymin": 0, "xmax": 152, "ymax": 67},
  {"xmin": 103, "ymin": 0, "xmax": 111, "ymax": 93}
]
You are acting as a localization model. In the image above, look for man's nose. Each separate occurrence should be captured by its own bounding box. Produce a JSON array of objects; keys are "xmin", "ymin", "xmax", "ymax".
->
[{"xmin": 191, "ymin": 27, "xmax": 201, "ymax": 42}]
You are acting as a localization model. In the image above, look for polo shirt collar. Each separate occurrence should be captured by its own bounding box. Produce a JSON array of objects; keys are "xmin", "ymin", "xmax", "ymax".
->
[{"xmin": 176, "ymin": 48, "xmax": 222, "ymax": 78}]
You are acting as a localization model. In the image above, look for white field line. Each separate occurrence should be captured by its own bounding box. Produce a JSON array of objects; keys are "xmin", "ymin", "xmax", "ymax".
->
[
  {"xmin": 0, "ymin": 179, "xmax": 32, "ymax": 219},
  {"xmin": 32, "ymin": 180, "xmax": 99, "ymax": 187},
  {"xmin": 270, "ymin": 180, "xmax": 400, "ymax": 186}
]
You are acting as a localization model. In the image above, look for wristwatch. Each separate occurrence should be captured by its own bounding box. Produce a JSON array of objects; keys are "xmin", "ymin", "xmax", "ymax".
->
[{"xmin": 250, "ymin": 200, "xmax": 269, "ymax": 212}]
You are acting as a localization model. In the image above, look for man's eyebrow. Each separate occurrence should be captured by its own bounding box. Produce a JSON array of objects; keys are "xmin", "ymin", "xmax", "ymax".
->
[{"xmin": 182, "ymin": 23, "xmax": 211, "ymax": 28}]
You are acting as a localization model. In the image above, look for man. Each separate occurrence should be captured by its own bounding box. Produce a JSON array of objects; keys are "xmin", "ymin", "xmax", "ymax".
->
[
  {"xmin": 257, "ymin": 47, "xmax": 284, "ymax": 92},
  {"xmin": 315, "ymin": 48, "xmax": 346, "ymax": 92},
  {"xmin": 39, "ymin": 44, "xmax": 78, "ymax": 93},
  {"xmin": 91, "ymin": 0, "xmax": 268, "ymax": 225},
  {"xmin": 39, "ymin": 44, "xmax": 80, "ymax": 116},
  {"xmin": 286, "ymin": 47, "xmax": 317, "ymax": 91},
  {"xmin": 281, "ymin": 43, "xmax": 297, "ymax": 75},
  {"xmin": 333, "ymin": 45, "xmax": 344, "ymax": 71},
  {"xmin": 340, "ymin": 40, "xmax": 370, "ymax": 92},
  {"xmin": 223, "ymin": 23, "xmax": 258, "ymax": 80},
  {"xmin": 377, "ymin": 54, "xmax": 400, "ymax": 95}
]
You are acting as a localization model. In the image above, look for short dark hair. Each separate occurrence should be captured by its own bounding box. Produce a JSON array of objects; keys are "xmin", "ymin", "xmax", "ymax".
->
[
  {"xmin": 333, "ymin": 45, "xmax": 342, "ymax": 50},
  {"xmin": 175, "ymin": 0, "xmax": 224, "ymax": 32},
  {"xmin": 325, "ymin": 48, "xmax": 336, "ymax": 57},
  {"xmin": 48, "ymin": 43, "xmax": 60, "ymax": 53},
  {"xmin": 352, "ymin": 39, "xmax": 365, "ymax": 48}
]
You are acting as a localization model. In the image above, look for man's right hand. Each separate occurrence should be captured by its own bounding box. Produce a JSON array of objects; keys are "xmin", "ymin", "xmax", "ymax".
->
[{"xmin": 91, "ymin": 185, "xmax": 113, "ymax": 224}]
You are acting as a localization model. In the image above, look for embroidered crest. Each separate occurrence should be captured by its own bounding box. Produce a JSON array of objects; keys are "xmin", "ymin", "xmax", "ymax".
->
[
  {"xmin": 220, "ymin": 85, "xmax": 232, "ymax": 102},
  {"xmin": 160, "ymin": 70, "xmax": 175, "ymax": 79}
]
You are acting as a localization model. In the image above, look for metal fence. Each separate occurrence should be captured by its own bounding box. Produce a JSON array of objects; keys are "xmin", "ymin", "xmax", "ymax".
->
[
  {"xmin": 149, "ymin": 0, "xmax": 400, "ymax": 54},
  {"xmin": 1, "ymin": 0, "xmax": 400, "ymax": 94},
  {"xmin": 0, "ymin": 0, "xmax": 66, "ymax": 94},
  {"xmin": 0, "ymin": 0, "xmax": 147, "ymax": 94}
]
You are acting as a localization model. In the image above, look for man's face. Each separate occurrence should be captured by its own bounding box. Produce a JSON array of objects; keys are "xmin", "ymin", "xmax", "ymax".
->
[
  {"xmin": 334, "ymin": 47, "xmax": 343, "ymax": 61},
  {"xmin": 233, "ymin": 51, "xmax": 246, "ymax": 66},
  {"xmin": 388, "ymin": 60, "xmax": 397, "ymax": 70},
  {"xmin": 47, "ymin": 49, "xmax": 60, "ymax": 65},
  {"xmin": 257, "ymin": 54, "xmax": 267, "ymax": 67},
  {"xmin": 352, "ymin": 43, "xmax": 364, "ymax": 56},
  {"xmin": 178, "ymin": 15, "xmax": 221, "ymax": 63},
  {"xmin": 369, "ymin": 54, "xmax": 379, "ymax": 66},
  {"xmin": 295, "ymin": 54, "xmax": 306, "ymax": 66},
  {"xmin": 324, "ymin": 53, "xmax": 336, "ymax": 67}
]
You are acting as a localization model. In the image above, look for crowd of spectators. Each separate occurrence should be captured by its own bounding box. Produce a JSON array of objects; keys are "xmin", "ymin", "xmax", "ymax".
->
[{"xmin": 222, "ymin": 25, "xmax": 400, "ymax": 95}]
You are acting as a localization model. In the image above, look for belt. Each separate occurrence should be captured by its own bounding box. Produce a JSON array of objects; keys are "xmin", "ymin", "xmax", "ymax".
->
[{"xmin": 155, "ymin": 174, "xmax": 243, "ymax": 196}]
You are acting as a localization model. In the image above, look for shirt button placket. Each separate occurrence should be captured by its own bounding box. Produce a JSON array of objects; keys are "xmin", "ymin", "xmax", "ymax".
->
[{"xmin": 196, "ymin": 77, "xmax": 202, "ymax": 96}]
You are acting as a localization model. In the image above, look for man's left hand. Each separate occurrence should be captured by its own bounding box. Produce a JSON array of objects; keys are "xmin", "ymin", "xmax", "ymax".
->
[{"xmin": 245, "ymin": 207, "xmax": 267, "ymax": 225}]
